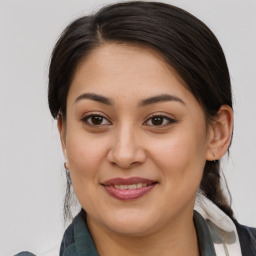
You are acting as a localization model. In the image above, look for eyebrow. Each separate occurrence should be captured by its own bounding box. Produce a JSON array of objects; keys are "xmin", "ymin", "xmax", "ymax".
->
[
  {"xmin": 139, "ymin": 94, "xmax": 185, "ymax": 106},
  {"xmin": 75, "ymin": 93, "xmax": 185, "ymax": 107},
  {"xmin": 75, "ymin": 93, "xmax": 114, "ymax": 106}
]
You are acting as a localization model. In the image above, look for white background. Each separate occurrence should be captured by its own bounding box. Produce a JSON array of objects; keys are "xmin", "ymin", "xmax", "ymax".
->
[{"xmin": 0, "ymin": 0, "xmax": 255, "ymax": 255}]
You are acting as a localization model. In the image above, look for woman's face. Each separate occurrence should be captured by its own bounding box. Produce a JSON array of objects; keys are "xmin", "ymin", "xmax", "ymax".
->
[{"xmin": 60, "ymin": 43, "xmax": 213, "ymax": 236}]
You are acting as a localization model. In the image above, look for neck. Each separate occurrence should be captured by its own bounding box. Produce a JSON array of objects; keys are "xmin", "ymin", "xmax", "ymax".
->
[{"xmin": 87, "ymin": 211, "xmax": 200, "ymax": 256}]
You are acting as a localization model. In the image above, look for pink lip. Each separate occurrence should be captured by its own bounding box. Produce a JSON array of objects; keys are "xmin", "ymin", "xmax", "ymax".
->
[
  {"xmin": 102, "ymin": 177, "xmax": 156, "ymax": 186},
  {"xmin": 101, "ymin": 177, "xmax": 158, "ymax": 201}
]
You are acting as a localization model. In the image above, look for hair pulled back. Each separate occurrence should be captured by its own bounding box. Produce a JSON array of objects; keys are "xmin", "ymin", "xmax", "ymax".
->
[{"xmin": 48, "ymin": 1, "xmax": 234, "ymax": 221}]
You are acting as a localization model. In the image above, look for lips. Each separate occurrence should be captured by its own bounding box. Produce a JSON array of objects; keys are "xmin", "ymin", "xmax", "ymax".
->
[{"xmin": 101, "ymin": 177, "xmax": 158, "ymax": 200}]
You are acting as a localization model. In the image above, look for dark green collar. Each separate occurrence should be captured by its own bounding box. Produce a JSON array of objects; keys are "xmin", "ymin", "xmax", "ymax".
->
[
  {"xmin": 60, "ymin": 210, "xmax": 99, "ymax": 256},
  {"xmin": 193, "ymin": 210, "xmax": 216, "ymax": 255}
]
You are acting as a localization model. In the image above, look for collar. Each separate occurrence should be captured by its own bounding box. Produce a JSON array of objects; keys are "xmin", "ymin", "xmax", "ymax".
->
[
  {"xmin": 61, "ymin": 205, "xmax": 231, "ymax": 256},
  {"xmin": 194, "ymin": 210, "xmax": 216, "ymax": 255},
  {"xmin": 194, "ymin": 194, "xmax": 242, "ymax": 256},
  {"xmin": 62, "ymin": 210, "xmax": 99, "ymax": 256}
]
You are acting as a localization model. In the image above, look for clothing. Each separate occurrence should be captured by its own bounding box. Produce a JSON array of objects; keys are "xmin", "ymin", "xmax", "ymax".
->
[
  {"xmin": 59, "ymin": 210, "xmax": 217, "ymax": 255},
  {"xmin": 194, "ymin": 195, "xmax": 256, "ymax": 255},
  {"xmin": 58, "ymin": 208, "xmax": 256, "ymax": 256},
  {"xmin": 15, "ymin": 196, "xmax": 256, "ymax": 256}
]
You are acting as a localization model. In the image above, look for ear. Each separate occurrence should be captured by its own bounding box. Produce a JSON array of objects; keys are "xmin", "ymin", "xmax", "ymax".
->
[
  {"xmin": 206, "ymin": 105, "xmax": 233, "ymax": 161},
  {"xmin": 57, "ymin": 113, "xmax": 69, "ymax": 168}
]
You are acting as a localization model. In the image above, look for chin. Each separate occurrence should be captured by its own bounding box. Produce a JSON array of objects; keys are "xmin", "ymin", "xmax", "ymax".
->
[{"xmin": 102, "ymin": 210, "xmax": 158, "ymax": 236}]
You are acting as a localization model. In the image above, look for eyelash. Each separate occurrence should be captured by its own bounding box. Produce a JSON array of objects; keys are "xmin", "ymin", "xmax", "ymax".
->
[
  {"xmin": 144, "ymin": 115, "xmax": 177, "ymax": 127},
  {"xmin": 81, "ymin": 114, "xmax": 177, "ymax": 127}
]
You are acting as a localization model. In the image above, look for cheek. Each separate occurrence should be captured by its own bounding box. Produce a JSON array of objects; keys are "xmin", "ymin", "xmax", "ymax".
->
[
  {"xmin": 150, "ymin": 129, "xmax": 207, "ymax": 183},
  {"xmin": 65, "ymin": 131, "xmax": 107, "ymax": 179},
  {"xmin": 64, "ymin": 132, "xmax": 108, "ymax": 209}
]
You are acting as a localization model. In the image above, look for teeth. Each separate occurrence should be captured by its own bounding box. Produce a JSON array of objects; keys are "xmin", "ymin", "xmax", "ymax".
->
[
  {"xmin": 113, "ymin": 183, "xmax": 148, "ymax": 190},
  {"xmin": 136, "ymin": 183, "xmax": 142, "ymax": 188},
  {"xmin": 128, "ymin": 184, "xmax": 137, "ymax": 189}
]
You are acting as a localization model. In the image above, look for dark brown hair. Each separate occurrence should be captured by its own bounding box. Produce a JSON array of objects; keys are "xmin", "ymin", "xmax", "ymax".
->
[{"xmin": 48, "ymin": 1, "xmax": 234, "ymax": 222}]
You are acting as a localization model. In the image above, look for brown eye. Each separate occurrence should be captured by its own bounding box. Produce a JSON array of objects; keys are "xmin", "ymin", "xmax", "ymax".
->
[
  {"xmin": 91, "ymin": 116, "xmax": 104, "ymax": 125},
  {"xmin": 82, "ymin": 115, "xmax": 111, "ymax": 126},
  {"xmin": 144, "ymin": 115, "xmax": 176, "ymax": 126},
  {"xmin": 151, "ymin": 116, "xmax": 164, "ymax": 126}
]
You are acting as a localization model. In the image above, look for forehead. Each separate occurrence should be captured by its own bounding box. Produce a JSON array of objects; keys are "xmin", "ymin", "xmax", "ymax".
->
[{"xmin": 68, "ymin": 43, "xmax": 193, "ymax": 105}]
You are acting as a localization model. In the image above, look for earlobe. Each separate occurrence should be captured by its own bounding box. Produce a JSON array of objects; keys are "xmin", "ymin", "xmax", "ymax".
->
[{"xmin": 206, "ymin": 105, "xmax": 233, "ymax": 161}]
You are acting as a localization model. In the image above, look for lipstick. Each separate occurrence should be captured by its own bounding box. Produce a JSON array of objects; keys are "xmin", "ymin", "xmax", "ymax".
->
[{"xmin": 101, "ymin": 177, "xmax": 158, "ymax": 200}]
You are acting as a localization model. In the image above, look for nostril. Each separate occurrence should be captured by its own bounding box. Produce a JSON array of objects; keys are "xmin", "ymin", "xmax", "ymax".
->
[{"xmin": 106, "ymin": 143, "xmax": 147, "ymax": 168}]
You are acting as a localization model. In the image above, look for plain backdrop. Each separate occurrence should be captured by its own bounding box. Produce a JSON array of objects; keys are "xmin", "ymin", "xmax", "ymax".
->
[{"xmin": 1, "ymin": 0, "xmax": 256, "ymax": 255}]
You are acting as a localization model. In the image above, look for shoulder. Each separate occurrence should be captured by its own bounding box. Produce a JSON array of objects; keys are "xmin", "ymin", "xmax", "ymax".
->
[
  {"xmin": 194, "ymin": 195, "xmax": 256, "ymax": 255},
  {"xmin": 233, "ymin": 219, "xmax": 256, "ymax": 255},
  {"xmin": 14, "ymin": 253, "xmax": 36, "ymax": 256},
  {"xmin": 234, "ymin": 219, "xmax": 256, "ymax": 241}
]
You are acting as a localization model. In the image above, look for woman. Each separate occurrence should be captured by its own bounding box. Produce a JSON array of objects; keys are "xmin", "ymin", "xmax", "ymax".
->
[{"xmin": 17, "ymin": 1, "xmax": 256, "ymax": 255}]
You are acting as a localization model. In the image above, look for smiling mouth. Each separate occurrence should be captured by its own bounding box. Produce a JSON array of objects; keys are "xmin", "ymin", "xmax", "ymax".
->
[
  {"xmin": 110, "ymin": 183, "xmax": 149, "ymax": 190},
  {"xmin": 102, "ymin": 177, "xmax": 158, "ymax": 200}
]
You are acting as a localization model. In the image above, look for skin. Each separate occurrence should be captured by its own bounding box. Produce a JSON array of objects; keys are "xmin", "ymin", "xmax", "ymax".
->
[{"xmin": 58, "ymin": 43, "xmax": 233, "ymax": 256}]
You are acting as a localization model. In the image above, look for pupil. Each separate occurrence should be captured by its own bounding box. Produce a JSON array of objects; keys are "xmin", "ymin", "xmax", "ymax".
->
[
  {"xmin": 152, "ymin": 116, "xmax": 163, "ymax": 125},
  {"xmin": 92, "ymin": 116, "xmax": 103, "ymax": 125}
]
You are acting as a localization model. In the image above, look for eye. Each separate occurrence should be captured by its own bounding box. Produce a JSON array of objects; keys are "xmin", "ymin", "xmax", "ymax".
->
[
  {"xmin": 81, "ymin": 114, "xmax": 111, "ymax": 126},
  {"xmin": 144, "ymin": 115, "xmax": 176, "ymax": 126}
]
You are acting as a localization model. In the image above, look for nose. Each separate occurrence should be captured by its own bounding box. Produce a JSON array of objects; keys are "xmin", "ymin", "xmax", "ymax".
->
[{"xmin": 107, "ymin": 124, "xmax": 147, "ymax": 169}]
